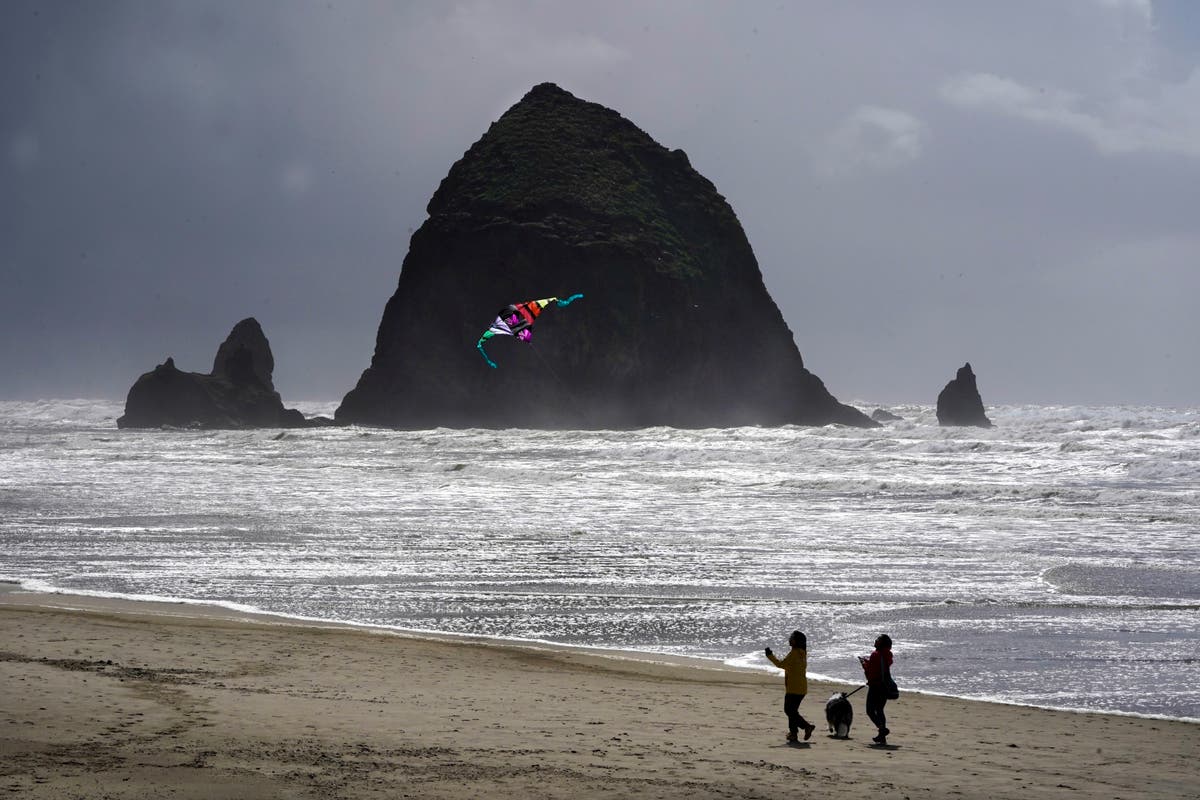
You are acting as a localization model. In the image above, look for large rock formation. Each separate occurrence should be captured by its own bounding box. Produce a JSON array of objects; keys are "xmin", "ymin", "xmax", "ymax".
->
[
  {"xmin": 337, "ymin": 83, "xmax": 873, "ymax": 429},
  {"xmin": 117, "ymin": 318, "xmax": 311, "ymax": 429},
  {"xmin": 936, "ymin": 363, "xmax": 993, "ymax": 428}
]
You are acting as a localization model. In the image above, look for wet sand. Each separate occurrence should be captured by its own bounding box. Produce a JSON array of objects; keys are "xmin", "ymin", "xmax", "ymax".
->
[{"xmin": 1, "ymin": 590, "xmax": 1196, "ymax": 799}]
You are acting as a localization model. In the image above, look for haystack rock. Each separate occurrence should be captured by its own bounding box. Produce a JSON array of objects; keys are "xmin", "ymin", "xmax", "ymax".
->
[
  {"xmin": 336, "ymin": 83, "xmax": 873, "ymax": 429},
  {"xmin": 117, "ymin": 318, "xmax": 314, "ymax": 429},
  {"xmin": 936, "ymin": 362, "xmax": 993, "ymax": 428}
]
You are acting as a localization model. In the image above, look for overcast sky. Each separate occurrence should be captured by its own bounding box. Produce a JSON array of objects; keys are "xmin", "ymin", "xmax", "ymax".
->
[{"xmin": 3, "ymin": 0, "xmax": 1198, "ymax": 407}]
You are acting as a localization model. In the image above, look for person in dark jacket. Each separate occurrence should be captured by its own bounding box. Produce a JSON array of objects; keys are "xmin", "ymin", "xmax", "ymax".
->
[
  {"xmin": 859, "ymin": 634, "xmax": 894, "ymax": 745},
  {"xmin": 766, "ymin": 630, "xmax": 816, "ymax": 743}
]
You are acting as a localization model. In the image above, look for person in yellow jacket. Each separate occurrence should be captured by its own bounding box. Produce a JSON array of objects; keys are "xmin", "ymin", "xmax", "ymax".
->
[{"xmin": 765, "ymin": 630, "xmax": 816, "ymax": 742}]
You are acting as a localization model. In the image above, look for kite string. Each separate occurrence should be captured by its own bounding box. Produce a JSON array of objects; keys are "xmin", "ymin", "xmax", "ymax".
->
[
  {"xmin": 528, "ymin": 343, "xmax": 590, "ymax": 426},
  {"xmin": 528, "ymin": 342, "xmax": 566, "ymax": 389}
]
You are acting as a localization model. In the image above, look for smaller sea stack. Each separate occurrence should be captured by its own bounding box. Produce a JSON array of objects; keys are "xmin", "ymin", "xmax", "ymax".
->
[
  {"xmin": 936, "ymin": 362, "xmax": 992, "ymax": 428},
  {"xmin": 117, "ymin": 318, "xmax": 312, "ymax": 429}
]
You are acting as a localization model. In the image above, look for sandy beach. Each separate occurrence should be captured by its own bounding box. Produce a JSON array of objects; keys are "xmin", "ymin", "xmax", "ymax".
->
[{"xmin": 1, "ymin": 591, "xmax": 1195, "ymax": 799}]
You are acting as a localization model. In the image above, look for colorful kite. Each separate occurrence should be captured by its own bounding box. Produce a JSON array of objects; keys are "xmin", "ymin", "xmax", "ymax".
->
[{"xmin": 476, "ymin": 294, "xmax": 584, "ymax": 368}]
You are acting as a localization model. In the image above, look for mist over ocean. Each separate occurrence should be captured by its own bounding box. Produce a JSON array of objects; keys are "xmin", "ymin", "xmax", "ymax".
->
[{"xmin": 1, "ymin": 399, "xmax": 1197, "ymax": 720}]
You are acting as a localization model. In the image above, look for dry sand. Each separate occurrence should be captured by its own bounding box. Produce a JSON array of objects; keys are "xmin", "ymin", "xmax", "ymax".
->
[{"xmin": 1, "ymin": 590, "xmax": 1196, "ymax": 799}]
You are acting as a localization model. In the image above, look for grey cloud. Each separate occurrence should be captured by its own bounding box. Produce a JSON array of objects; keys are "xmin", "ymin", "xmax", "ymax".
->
[
  {"xmin": 816, "ymin": 106, "xmax": 926, "ymax": 178},
  {"xmin": 941, "ymin": 70, "xmax": 1200, "ymax": 157}
]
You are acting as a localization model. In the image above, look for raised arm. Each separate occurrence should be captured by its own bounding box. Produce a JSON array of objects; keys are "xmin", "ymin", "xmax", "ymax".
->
[{"xmin": 765, "ymin": 647, "xmax": 784, "ymax": 668}]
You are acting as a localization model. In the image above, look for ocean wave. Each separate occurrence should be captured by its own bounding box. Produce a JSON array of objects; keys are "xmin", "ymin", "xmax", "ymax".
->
[
  {"xmin": 1042, "ymin": 563, "xmax": 1200, "ymax": 600},
  {"xmin": 0, "ymin": 398, "xmax": 124, "ymax": 430}
]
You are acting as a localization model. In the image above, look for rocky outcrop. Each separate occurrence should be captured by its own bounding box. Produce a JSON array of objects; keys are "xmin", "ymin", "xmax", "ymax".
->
[
  {"xmin": 212, "ymin": 318, "xmax": 275, "ymax": 387},
  {"xmin": 337, "ymin": 83, "xmax": 873, "ymax": 430},
  {"xmin": 117, "ymin": 318, "xmax": 319, "ymax": 429},
  {"xmin": 936, "ymin": 363, "xmax": 992, "ymax": 428},
  {"xmin": 871, "ymin": 409, "xmax": 903, "ymax": 423}
]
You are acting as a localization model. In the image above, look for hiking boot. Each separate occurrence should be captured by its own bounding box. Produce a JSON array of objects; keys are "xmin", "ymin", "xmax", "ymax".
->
[
  {"xmin": 803, "ymin": 724, "xmax": 816, "ymax": 741},
  {"xmin": 786, "ymin": 732, "xmax": 798, "ymax": 743}
]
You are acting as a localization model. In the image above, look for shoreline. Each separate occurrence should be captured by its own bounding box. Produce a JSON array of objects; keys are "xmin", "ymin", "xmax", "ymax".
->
[
  {"xmin": 0, "ymin": 584, "xmax": 753, "ymax": 674},
  {"xmin": 5, "ymin": 584, "xmax": 1194, "ymax": 725},
  {"xmin": 2, "ymin": 589, "xmax": 1197, "ymax": 799}
]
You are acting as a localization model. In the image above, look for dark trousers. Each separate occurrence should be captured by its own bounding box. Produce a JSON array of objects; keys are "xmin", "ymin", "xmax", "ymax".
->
[
  {"xmin": 865, "ymin": 686, "xmax": 888, "ymax": 732},
  {"xmin": 783, "ymin": 693, "xmax": 809, "ymax": 734}
]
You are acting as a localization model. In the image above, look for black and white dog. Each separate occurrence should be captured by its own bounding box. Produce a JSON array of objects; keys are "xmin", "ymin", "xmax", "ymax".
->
[{"xmin": 825, "ymin": 692, "xmax": 854, "ymax": 739}]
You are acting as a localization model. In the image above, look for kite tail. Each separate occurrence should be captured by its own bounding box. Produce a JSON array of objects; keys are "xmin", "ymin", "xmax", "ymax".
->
[
  {"xmin": 476, "ymin": 340, "xmax": 498, "ymax": 369},
  {"xmin": 555, "ymin": 293, "xmax": 584, "ymax": 307}
]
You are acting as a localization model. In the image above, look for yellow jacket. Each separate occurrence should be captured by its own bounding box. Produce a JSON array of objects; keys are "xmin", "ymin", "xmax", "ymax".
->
[{"xmin": 766, "ymin": 647, "xmax": 808, "ymax": 695}]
